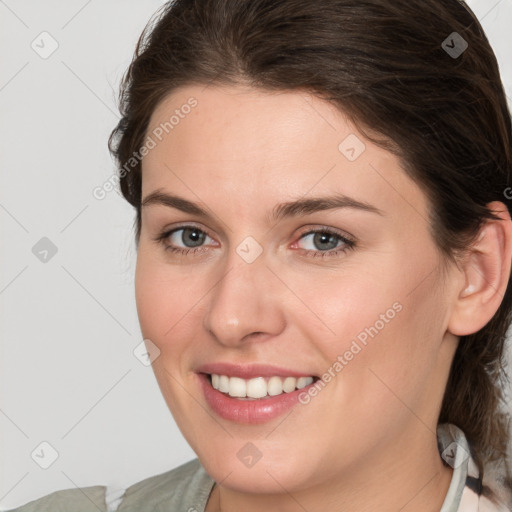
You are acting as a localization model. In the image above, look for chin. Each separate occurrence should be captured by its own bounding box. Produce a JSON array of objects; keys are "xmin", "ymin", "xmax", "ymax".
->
[
  {"xmin": 207, "ymin": 460, "xmax": 305, "ymax": 494},
  {"xmin": 196, "ymin": 443, "xmax": 318, "ymax": 494}
]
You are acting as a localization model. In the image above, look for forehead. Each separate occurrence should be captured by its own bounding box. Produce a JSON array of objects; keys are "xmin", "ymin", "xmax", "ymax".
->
[
  {"xmin": 141, "ymin": 84, "xmax": 429, "ymax": 223},
  {"xmin": 145, "ymin": 84, "xmax": 345, "ymax": 160}
]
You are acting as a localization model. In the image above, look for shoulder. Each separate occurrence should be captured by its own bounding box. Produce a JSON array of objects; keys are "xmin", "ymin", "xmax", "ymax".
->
[
  {"xmin": 5, "ymin": 485, "xmax": 109, "ymax": 512},
  {"xmin": 117, "ymin": 458, "xmax": 214, "ymax": 511},
  {"xmin": 480, "ymin": 458, "xmax": 512, "ymax": 512},
  {"xmin": 437, "ymin": 423, "xmax": 512, "ymax": 512},
  {"xmin": 6, "ymin": 459, "xmax": 214, "ymax": 512}
]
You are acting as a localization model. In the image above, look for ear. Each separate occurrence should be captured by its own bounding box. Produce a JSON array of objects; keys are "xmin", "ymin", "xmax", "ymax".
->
[{"xmin": 447, "ymin": 201, "xmax": 512, "ymax": 337}]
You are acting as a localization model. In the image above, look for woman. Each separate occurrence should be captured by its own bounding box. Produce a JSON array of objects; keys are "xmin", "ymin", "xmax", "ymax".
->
[{"xmin": 10, "ymin": 0, "xmax": 512, "ymax": 510}]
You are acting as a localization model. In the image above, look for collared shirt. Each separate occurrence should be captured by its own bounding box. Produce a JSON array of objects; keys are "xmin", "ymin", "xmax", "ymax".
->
[
  {"xmin": 7, "ymin": 423, "xmax": 512, "ymax": 511},
  {"xmin": 437, "ymin": 424, "xmax": 512, "ymax": 511}
]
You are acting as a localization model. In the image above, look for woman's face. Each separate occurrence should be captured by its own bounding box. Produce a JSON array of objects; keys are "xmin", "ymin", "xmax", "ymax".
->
[{"xmin": 136, "ymin": 84, "xmax": 460, "ymax": 494}]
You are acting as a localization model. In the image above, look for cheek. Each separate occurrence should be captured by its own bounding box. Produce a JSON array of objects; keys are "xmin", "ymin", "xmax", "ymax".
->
[
  {"xmin": 278, "ymin": 258, "xmax": 404, "ymax": 356},
  {"xmin": 134, "ymin": 250, "xmax": 210, "ymax": 360},
  {"xmin": 134, "ymin": 252, "xmax": 208, "ymax": 420},
  {"xmin": 135, "ymin": 253, "xmax": 177, "ymax": 342},
  {"xmin": 288, "ymin": 246, "xmax": 445, "ymax": 393}
]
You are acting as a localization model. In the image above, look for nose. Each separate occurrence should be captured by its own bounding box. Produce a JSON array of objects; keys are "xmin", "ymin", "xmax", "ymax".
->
[{"xmin": 202, "ymin": 246, "xmax": 286, "ymax": 347}]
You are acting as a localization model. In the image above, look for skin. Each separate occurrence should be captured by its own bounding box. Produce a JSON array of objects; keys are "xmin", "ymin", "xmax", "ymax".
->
[{"xmin": 135, "ymin": 83, "xmax": 512, "ymax": 512}]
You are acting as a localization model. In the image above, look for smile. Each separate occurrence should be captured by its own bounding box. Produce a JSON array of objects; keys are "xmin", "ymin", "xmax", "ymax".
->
[
  {"xmin": 209, "ymin": 374, "xmax": 315, "ymax": 399},
  {"xmin": 195, "ymin": 363, "xmax": 321, "ymax": 423}
]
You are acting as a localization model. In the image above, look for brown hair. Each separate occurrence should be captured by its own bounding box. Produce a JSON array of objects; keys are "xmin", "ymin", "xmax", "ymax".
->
[{"xmin": 108, "ymin": 0, "xmax": 512, "ymax": 474}]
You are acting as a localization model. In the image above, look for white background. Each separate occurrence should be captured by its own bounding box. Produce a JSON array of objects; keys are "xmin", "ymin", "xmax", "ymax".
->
[{"xmin": 1, "ymin": 0, "xmax": 511, "ymax": 509}]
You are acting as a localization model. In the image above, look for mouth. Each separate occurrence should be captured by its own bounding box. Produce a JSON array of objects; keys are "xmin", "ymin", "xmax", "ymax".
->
[
  {"xmin": 196, "ymin": 367, "xmax": 321, "ymax": 423},
  {"xmin": 206, "ymin": 373, "xmax": 319, "ymax": 400}
]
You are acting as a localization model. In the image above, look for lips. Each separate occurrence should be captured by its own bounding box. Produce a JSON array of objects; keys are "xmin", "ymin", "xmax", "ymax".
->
[
  {"xmin": 196, "ymin": 362, "xmax": 316, "ymax": 379},
  {"xmin": 196, "ymin": 362, "xmax": 319, "ymax": 424}
]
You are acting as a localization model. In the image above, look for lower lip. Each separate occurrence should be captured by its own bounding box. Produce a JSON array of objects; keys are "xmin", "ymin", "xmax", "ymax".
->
[{"xmin": 198, "ymin": 373, "xmax": 314, "ymax": 424}]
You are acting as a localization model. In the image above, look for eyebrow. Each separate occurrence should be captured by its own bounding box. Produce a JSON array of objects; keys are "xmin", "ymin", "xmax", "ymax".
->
[{"xmin": 141, "ymin": 190, "xmax": 384, "ymax": 221}]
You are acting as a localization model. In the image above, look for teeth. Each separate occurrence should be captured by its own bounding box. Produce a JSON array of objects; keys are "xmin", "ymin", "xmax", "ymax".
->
[
  {"xmin": 267, "ymin": 376, "xmax": 283, "ymax": 396},
  {"xmin": 219, "ymin": 375, "xmax": 230, "ymax": 393},
  {"xmin": 282, "ymin": 377, "xmax": 296, "ymax": 393},
  {"xmin": 246, "ymin": 377, "xmax": 267, "ymax": 398},
  {"xmin": 228, "ymin": 377, "xmax": 246, "ymax": 397},
  {"xmin": 210, "ymin": 374, "xmax": 314, "ymax": 398},
  {"xmin": 296, "ymin": 376, "xmax": 310, "ymax": 389}
]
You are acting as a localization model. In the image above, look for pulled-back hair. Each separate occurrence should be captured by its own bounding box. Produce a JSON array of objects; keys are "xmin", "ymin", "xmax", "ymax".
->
[{"xmin": 108, "ymin": 0, "xmax": 512, "ymax": 475}]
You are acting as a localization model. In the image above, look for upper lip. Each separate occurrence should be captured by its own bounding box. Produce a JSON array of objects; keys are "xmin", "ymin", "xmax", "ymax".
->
[{"xmin": 196, "ymin": 362, "xmax": 317, "ymax": 379}]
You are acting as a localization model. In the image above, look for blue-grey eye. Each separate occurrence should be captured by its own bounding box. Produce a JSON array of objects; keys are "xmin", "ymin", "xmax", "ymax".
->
[
  {"xmin": 170, "ymin": 227, "xmax": 209, "ymax": 248},
  {"xmin": 299, "ymin": 231, "xmax": 342, "ymax": 251}
]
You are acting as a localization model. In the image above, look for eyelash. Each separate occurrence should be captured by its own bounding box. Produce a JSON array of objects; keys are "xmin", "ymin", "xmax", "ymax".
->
[{"xmin": 154, "ymin": 224, "xmax": 356, "ymax": 259}]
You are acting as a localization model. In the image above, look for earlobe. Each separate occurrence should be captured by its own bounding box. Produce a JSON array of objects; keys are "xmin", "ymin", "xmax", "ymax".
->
[{"xmin": 447, "ymin": 201, "xmax": 512, "ymax": 337}]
